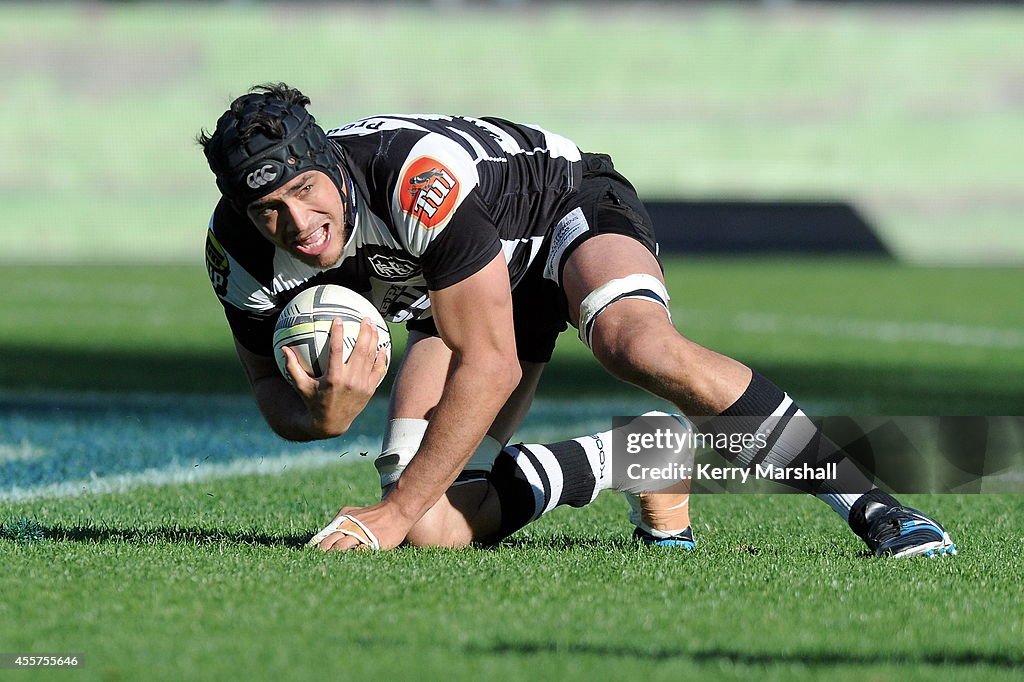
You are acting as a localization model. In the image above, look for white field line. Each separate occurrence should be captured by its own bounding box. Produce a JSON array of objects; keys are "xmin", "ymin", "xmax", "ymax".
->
[
  {"xmin": 0, "ymin": 397, "xmax": 654, "ymax": 504},
  {"xmin": 678, "ymin": 309, "xmax": 1024, "ymax": 350},
  {"xmin": 0, "ymin": 446, "xmax": 374, "ymax": 504}
]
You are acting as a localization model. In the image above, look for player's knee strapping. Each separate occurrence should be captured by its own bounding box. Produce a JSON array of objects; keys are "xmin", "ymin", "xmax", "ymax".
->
[{"xmin": 577, "ymin": 274, "xmax": 671, "ymax": 349}]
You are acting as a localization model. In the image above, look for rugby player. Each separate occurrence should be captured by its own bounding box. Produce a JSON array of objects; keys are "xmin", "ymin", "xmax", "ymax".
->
[{"xmin": 199, "ymin": 83, "xmax": 955, "ymax": 558}]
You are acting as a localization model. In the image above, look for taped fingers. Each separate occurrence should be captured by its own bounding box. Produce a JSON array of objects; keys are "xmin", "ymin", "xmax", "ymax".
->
[{"xmin": 307, "ymin": 514, "xmax": 381, "ymax": 551}]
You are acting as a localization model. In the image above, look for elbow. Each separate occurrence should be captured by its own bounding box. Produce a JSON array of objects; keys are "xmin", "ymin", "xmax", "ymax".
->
[
  {"xmin": 271, "ymin": 423, "xmax": 314, "ymax": 443},
  {"xmin": 264, "ymin": 416, "xmax": 313, "ymax": 443},
  {"xmin": 488, "ymin": 354, "xmax": 522, "ymax": 401},
  {"xmin": 504, "ymin": 361, "xmax": 523, "ymax": 395},
  {"xmin": 267, "ymin": 418, "xmax": 346, "ymax": 443},
  {"xmin": 267, "ymin": 409, "xmax": 351, "ymax": 442},
  {"xmin": 455, "ymin": 349, "xmax": 522, "ymax": 400}
]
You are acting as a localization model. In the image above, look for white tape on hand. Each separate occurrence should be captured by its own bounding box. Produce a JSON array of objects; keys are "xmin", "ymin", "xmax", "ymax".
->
[{"xmin": 306, "ymin": 514, "xmax": 381, "ymax": 550}]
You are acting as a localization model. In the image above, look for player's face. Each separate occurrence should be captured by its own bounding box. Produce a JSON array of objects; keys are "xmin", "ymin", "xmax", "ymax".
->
[{"xmin": 246, "ymin": 170, "xmax": 349, "ymax": 268}]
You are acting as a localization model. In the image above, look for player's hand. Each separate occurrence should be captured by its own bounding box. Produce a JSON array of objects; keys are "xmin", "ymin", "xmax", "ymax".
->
[
  {"xmin": 282, "ymin": 317, "xmax": 388, "ymax": 437},
  {"xmin": 312, "ymin": 499, "xmax": 414, "ymax": 552}
]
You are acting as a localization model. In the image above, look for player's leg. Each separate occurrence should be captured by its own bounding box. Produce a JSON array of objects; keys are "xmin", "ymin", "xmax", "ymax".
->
[
  {"xmin": 562, "ymin": 234, "xmax": 749, "ymax": 415},
  {"xmin": 559, "ymin": 236, "xmax": 726, "ymax": 546},
  {"xmin": 380, "ymin": 251, "xmax": 605, "ymax": 548},
  {"xmin": 375, "ymin": 329, "xmax": 546, "ymax": 547},
  {"xmin": 557, "ymin": 188, "xmax": 953, "ymax": 557},
  {"xmin": 562, "ymin": 235, "xmax": 954, "ymax": 556},
  {"xmin": 402, "ymin": 361, "xmax": 549, "ymax": 548},
  {"xmin": 485, "ymin": 411, "xmax": 695, "ymax": 547},
  {"xmin": 375, "ymin": 330, "xmax": 683, "ymax": 548}
]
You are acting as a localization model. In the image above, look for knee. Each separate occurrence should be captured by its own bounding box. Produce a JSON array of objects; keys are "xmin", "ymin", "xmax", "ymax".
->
[
  {"xmin": 591, "ymin": 314, "xmax": 696, "ymax": 386},
  {"xmin": 402, "ymin": 483, "xmax": 496, "ymax": 548},
  {"xmin": 404, "ymin": 507, "xmax": 474, "ymax": 549}
]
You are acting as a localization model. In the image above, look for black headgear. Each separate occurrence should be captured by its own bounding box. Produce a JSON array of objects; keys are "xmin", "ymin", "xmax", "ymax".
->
[{"xmin": 203, "ymin": 90, "xmax": 345, "ymax": 210}]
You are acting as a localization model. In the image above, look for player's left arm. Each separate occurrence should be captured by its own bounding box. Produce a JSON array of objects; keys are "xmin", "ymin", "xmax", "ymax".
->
[{"xmin": 316, "ymin": 251, "xmax": 520, "ymax": 551}]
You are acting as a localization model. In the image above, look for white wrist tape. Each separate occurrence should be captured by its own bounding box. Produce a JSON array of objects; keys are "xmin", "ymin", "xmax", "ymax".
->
[
  {"xmin": 577, "ymin": 274, "xmax": 671, "ymax": 349},
  {"xmin": 374, "ymin": 418, "xmax": 503, "ymax": 488},
  {"xmin": 375, "ymin": 418, "xmax": 428, "ymax": 488}
]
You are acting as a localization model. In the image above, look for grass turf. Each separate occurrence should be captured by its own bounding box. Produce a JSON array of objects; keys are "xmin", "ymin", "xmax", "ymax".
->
[
  {"xmin": 2, "ymin": 468, "xmax": 1022, "ymax": 681},
  {"xmin": 0, "ymin": 256, "xmax": 1022, "ymax": 678}
]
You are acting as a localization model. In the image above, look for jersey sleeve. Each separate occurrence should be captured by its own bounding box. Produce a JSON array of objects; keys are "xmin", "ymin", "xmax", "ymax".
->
[
  {"xmin": 389, "ymin": 133, "xmax": 501, "ymax": 291},
  {"xmin": 205, "ymin": 207, "xmax": 279, "ymax": 357},
  {"xmin": 418, "ymin": 190, "xmax": 501, "ymax": 290},
  {"xmin": 222, "ymin": 304, "xmax": 277, "ymax": 356}
]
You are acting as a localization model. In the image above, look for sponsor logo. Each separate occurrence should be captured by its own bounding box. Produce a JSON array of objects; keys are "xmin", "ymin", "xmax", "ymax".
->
[
  {"xmin": 205, "ymin": 233, "xmax": 230, "ymax": 298},
  {"xmin": 329, "ymin": 119, "xmax": 385, "ymax": 135},
  {"xmin": 369, "ymin": 254, "xmax": 420, "ymax": 281},
  {"xmin": 246, "ymin": 164, "xmax": 278, "ymax": 189},
  {"xmin": 399, "ymin": 157, "xmax": 459, "ymax": 229},
  {"xmin": 379, "ymin": 285, "xmax": 431, "ymax": 321},
  {"xmin": 543, "ymin": 207, "xmax": 590, "ymax": 282},
  {"xmin": 592, "ymin": 434, "xmax": 606, "ymax": 479}
]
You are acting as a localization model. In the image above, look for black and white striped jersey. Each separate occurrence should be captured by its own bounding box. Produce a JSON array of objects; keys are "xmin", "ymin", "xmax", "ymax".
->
[{"xmin": 205, "ymin": 114, "xmax": 584, "ymax": 355}]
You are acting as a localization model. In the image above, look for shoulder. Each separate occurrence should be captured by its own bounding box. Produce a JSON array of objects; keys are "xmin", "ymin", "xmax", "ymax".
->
[
  {"xmin": 328, "ymin": 115, "xmax": 479, "ymax": 181},
  {"xmin": 330, "ymin": 116, "xmax": 483, "ymax": 254},
  {"xmin": 388, "ymin": 133, "xmax": 482, "ymax": 258},
  {"xmin": 205, "ymin": 198, "xmax": 277, "ymax": 312}
]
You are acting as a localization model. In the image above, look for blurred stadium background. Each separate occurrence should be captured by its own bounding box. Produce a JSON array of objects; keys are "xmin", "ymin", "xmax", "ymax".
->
[
  {"xmin": 2, "ymin": 0, "xmax": 1022, "ymax": 406},
  {"xmin": 2, "ymin": 0, "xmax": 1022, "ymax": 265}
]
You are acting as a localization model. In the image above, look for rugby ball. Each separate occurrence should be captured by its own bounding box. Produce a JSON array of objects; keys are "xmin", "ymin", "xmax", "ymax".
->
[{"xmin": 273, "ymin": 284, "xmax": 391, "ymax": 384}]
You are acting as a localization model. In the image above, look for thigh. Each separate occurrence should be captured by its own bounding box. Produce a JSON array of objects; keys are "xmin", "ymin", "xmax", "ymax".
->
[
  {"xmin": 549, "ymin": 154, "xmax": 665, "ymax": 326},
  {"xmin": 386, "ymin": 329, "xmax": 544, "ymax": 440},
  {"xmin": 561, "ymin": 233, "xmax": 666, "ymax": 328},
  {"xmin": 387, "ymin": 330, "xmax": 451, "ymax": 421},
  {"xmin": 562, "ymin": 232, "xmax": 751, "ymax": 417}
]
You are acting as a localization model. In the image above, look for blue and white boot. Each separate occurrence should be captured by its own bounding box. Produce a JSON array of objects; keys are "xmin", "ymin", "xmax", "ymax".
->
[{"xmin": 862, "ymin": 504, "xmax": 957, "ymax": 558}]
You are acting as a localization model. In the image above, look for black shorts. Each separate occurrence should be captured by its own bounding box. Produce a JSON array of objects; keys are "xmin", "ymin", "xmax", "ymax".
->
[{"xmin": 407, "ymin": 152, "xmax": 661, "ymax": 363}]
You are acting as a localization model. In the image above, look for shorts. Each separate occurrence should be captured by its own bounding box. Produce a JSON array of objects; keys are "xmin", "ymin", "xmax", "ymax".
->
[{"xmin": 407, "ymin": 152, "xmax": 661, "ymax": 364}]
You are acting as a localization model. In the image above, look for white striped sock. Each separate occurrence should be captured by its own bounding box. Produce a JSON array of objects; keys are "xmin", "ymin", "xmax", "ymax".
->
[
  {"xmin": 574, "ymin": 432, "xmax": 613, "ymax": 502},
  {"xmin": 524, "ymin": 444, "xmax": 565, "ymax": 517}
]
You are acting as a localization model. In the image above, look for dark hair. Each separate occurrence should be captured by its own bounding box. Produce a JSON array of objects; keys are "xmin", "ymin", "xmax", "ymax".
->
[
  {"xmin": 198, "ymin": 82, "xmax": 344, "ymax": 209},
  {"xmin": 196, "ymin": 83, "xmax": 311, "ymax": 152}
]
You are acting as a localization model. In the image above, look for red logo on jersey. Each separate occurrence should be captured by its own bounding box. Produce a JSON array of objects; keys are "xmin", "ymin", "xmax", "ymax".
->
[{"xmin": 400, "ymin": 157, "xmax": 460, "ymax": 229}]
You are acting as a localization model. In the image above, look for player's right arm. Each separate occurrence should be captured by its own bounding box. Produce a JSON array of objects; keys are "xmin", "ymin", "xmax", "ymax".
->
[{"xmin": 233, "ymin": 319, "xmax": 386, "ymax": 442}]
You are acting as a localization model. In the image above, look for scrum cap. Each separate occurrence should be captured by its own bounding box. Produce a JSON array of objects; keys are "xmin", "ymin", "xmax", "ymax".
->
[{"xmin": 202, "ymin": 86, "xmax": 345, "ymax": 210}]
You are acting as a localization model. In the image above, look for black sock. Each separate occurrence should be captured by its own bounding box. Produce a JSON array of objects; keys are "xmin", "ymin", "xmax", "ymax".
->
[
  {"xmin": 487, "ymin": 440, "xmax": 600, "ymax": 541},
  {"xmin": 700, "ymin": 370, "xmax": 897, "ymax": 525}
]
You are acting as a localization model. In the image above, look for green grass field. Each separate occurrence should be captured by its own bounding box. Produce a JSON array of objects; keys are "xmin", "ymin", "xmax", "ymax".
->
[
  {"xmin": 2, "ymin": 259, "xmax": 1022, "ymax": 413},
  {"xmin": 1, "ymin": 258, "xmax": 1023, "ymax": 680},
  {"xmin": 3, "ymin": 475, "xmax": 1022, "ymax": 681}
]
